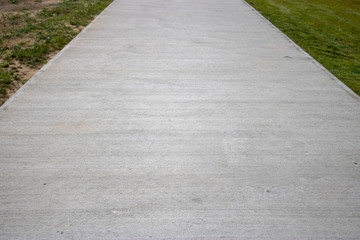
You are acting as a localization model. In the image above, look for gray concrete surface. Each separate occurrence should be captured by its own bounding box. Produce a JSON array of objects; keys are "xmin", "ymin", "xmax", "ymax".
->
[{"xmin": 1, "ymin": 0, "xmax": 360, "ymax": 239}]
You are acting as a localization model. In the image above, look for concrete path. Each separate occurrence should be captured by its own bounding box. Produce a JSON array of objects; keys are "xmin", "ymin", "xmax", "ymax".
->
[{"xmin": 1, "ymin": 0, "xmax": 360, "ymax": 239}]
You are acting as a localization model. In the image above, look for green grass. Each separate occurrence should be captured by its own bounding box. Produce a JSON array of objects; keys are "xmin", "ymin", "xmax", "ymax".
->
[
  {"xmin": 0, "ymin": 0, "xmax": 113, "ymax": 103},
  {"xmin": 0, "ymin": 67, "xmax": 12, "ymax": 95},
  {"xmin": 245, "ymin": 0, "xmax": 360, "ymax": 95}
]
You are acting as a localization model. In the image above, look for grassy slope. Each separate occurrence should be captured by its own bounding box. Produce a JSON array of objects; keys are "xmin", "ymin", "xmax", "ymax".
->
[
  {"xmin": 245, "ymin": 0, "xmax": 360, "ymax": 95},
  {"xmin": 0, "ymin": 0, "xmax": 113, "ymax": 105}
]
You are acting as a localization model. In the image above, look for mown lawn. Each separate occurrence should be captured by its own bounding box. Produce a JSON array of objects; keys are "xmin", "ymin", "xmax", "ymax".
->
[
  {"xmin": 0, "ymin": 0, "xmax": 113, "ymax": 105},
  {"xmin": 245, "ymin": 0, "xmax": 360, "ymax": 96}
]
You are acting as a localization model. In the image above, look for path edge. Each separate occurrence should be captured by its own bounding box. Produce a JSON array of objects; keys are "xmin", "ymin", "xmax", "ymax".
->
[
  {"xmin": 0, "ymin": 0, "xmax": 117, "ymax": 112},
  {"xmin": 242, "ymin": 0, "xmax": 360, "ymax": 101}
]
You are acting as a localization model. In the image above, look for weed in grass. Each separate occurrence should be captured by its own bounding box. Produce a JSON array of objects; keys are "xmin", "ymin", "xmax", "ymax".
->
[
  {"xmin": 11, "ymin": 44, "xmax": 50, "ymax": 65},
  {"xmin": 7, "ymin": 14, "xmax": 22, "ymax": 25},
  {"xmin": 0, "ymin": 62, "xmax": 10, "ymax": 68},
  {"xmin": 0, "ymin": 67, "xmax": 12, "ymax": 95}
]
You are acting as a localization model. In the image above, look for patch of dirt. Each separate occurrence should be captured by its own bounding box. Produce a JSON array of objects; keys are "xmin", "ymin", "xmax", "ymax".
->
[
  {"xmin": 12, "ymin": 60, "xmax": 40, "ymax": 82},
  {"xmin": 0, "ymin": 0, "xmax": 60, "ymax": 13},
  {"xmin": 0, "ymin": 60, "xmax": 40, "ymax": 104},
  {"xmin": 6, "ymin": 37, "xmax": 36, "ymax": 47}
]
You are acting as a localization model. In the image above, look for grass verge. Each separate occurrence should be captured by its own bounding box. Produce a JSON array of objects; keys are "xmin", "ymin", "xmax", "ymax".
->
[
  {"xmin": 245, "ymin": 0, "xmax": 360, "ymax": 96},
  {"xmin": 0, "ymin": 0, "xmax": 113, "ymax": 105}
]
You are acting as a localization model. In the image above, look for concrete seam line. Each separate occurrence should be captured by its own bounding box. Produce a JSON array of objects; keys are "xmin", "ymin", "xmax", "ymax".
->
[
  {"xmin": 0, "ymin": 0, "xmax": 117, "ymax": 112},
  {"xmin": 241, "ymin": 0, "xmax": 360, "ymax": 101}
]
